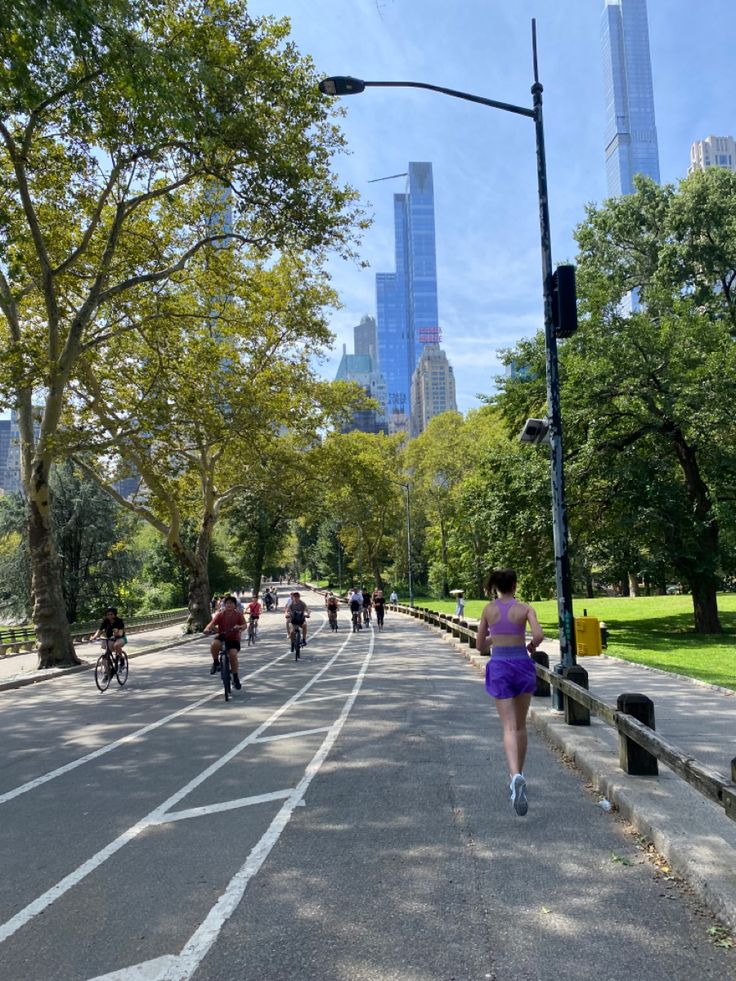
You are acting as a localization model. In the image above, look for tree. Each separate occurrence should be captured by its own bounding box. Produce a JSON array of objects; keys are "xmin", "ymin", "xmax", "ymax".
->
[
  {"xmin": 0, "ymin": 463, "xmax": 140, "ymax": 622},
  {"xmin": 0, "ymin": 0, "xmax": 364, "ymax": 664},
  {"xmin": 570, "ymin": 172, "xmax": 736, "ymax": 632}
]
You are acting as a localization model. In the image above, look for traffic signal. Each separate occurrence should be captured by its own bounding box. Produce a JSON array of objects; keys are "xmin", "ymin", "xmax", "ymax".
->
[{"xmin": 552, "ymin": 264, "xmax": 578, "ymax": 338}]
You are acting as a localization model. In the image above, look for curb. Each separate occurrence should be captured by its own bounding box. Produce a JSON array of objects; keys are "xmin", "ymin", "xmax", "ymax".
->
[
  {"xmin": 0, "ymin": 634, "xmax": 204, "ymax": 693},
  {"xmin": 410, "ymin": 612, "xmax": 736, "ymax": 934}
]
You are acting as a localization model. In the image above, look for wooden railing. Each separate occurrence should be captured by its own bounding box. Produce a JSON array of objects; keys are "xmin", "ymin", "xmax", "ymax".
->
[{"xmin": 0, "ymin": 608, "xmax": 189, "ymax": 657}]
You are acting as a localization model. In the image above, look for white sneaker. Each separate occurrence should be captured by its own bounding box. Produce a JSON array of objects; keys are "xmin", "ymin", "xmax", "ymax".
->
[{"xmin": 510, "ymin": 773, "xmax": 528, "ymax": 817}]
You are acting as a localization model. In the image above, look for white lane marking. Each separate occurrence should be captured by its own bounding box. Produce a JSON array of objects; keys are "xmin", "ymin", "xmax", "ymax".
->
[
  {"xmin": 316, "ymin": 673, "xmax": 361, "ymax": 683},
  {"xmin": 0, "ymin": 645, "xmax": 292, "ymax": 808},
  {"xmin": 0, "ymin": 629, "xmax": 357, "ymax": 945},
  {"xmin": 88, "ymin": 954, "xmax": 180, "ymax": 980},
  {"xmin": 297, "ymin": 693, "xmax": 349, "ymax": 704},
  {"xmin": 151, "ymin": 790, "xmax": 293, "ymax": 826},
  {"xmin": 163, "ymin": 627, "xmax": 375, "ymax": 981},
  {"xmin": 255, "ymin": 726, "xmax": 331, "ymax": 744}
]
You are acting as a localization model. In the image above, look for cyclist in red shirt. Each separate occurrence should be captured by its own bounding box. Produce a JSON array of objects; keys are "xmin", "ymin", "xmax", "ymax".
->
[{"xmin": 204, "ymin": 595, "xmax": 245, "ymax": 689}]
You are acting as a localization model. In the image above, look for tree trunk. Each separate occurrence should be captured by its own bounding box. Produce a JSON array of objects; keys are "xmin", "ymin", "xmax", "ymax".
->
[
  {"xmin": 691, "ymin": 577, "xmax": 722, "ymax": 634},
  {"xmin": 170, "ymin": 528, "xmax": 211, "ymax": 633},
  {"xmin": 250, "ymin": 531, "xmax": 267, "ymax": 598},
  {"xmin": 28, "ymin": 459, "xmax": 79, "ymax": 668},
  {"xmin": 187, "ymin": 559, "xmax": 211, "ymax": 632},
  {"xmin": 671, "ymin": 431, "xmax": 721, "ymax": 633},
  {"xmin": 585, "ymin": 570, "xmax": 594, "ymax": 599},
  {"xmin": 628, "ymin": 572, "xmax": 639, "ymax": 597}
]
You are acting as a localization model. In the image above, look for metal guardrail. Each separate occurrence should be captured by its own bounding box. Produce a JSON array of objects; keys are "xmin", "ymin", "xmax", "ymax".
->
[
  {"xmin": 388, "ymin": 601, "xmax": 736, "ymax": 823},
  {"xmin": 0, "ymin": 609, "xmax": 189, "ymax": 656}
]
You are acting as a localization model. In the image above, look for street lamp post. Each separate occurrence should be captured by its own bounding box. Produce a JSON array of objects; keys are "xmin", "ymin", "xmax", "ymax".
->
[{"xmin": 320, "ymin": 18, "xmax": 576, "ymax": 664}]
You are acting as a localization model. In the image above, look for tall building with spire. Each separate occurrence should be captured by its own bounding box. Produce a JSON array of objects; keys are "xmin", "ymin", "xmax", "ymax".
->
[
  {"xmin": 376, "ymin": 162, "xmax": 439, "ymax": 415},
  {"xmin": 601, "ymin": 0, "xmax": 660, "ymax": 196}
]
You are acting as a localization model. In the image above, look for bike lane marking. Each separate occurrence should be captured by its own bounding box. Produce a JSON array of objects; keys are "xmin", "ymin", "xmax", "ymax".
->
[
  {"xmin": 0, "ymin": 631, "xmax": 309, "ymax": 807},
  {"xmin": 0, "ymin": 625, "xmax": 356, "ymax": 945}
]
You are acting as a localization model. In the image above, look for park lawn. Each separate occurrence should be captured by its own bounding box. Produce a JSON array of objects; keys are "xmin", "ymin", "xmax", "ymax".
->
[{"xmin": 410, "ymin": 593, "xmax": 736, "ymax": 691}]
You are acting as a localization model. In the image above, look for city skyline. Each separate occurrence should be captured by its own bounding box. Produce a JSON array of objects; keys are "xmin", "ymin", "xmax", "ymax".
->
[{"xmin": 213, "ymin": 2, "xmax": 735, "ymax": 412}]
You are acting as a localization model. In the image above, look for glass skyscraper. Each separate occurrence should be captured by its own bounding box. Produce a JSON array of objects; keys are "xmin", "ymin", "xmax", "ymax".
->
[
  {"xmin": 376, "ymin": 162, "xmax": 439, "ymax": 412},
  {"xmin": 602, "ymin": 0, "xmax": 660, "ymax": 196}
]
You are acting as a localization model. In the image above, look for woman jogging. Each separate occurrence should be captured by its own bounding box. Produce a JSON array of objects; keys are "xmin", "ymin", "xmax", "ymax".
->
[{"xmin": 477, "ymin": 568, "xmax": 544, "ymax": 816}]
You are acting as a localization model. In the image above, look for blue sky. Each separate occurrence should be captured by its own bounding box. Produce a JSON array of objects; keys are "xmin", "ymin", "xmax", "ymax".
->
[{"xmin": 253, "ymin": 1, "xmax": 733, "ymax": 411}]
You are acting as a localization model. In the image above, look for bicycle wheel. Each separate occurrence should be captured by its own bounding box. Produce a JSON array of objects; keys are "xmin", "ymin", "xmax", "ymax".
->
[
  {"xmin": 221, "ymin": 652, "xmax": 231, "ymax": 701},
  {"xmin": 248, "ymin": 623, "xmax": 256, "ymax": 646},
  {"xmin": 95, "ymin": 654, "xmax": 111, "ymax": 692},
  {"xmin": 115, "ymin": 652, "xmax": 129, "ymax": 686},
  {"xmin": 294, "ymin": 629, "xmax": 301, "ymax": 660}
]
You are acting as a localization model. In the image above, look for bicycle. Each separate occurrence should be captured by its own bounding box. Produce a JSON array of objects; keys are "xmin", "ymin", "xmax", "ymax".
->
[
  {"xmin": 247, "ymin": 616, "xmax": 258, "ymax": 646},
  {"xmin": 362, "ymin": 606, "xmax": 371, "ymax": 627},
  {"xmin": 217, "ymin": 636, "xmax": 234, "ymax": 700},
  {"xmin": 291, "ymin": 622, "xmax": 304, "ymax": 660},
  {"xmin": 351, "ymin": 608, "xmax": 362, "ymax": 633},
  {"xmin": 327, "ymin": 607, "xmax": 338, "ymax": 632},
  {"xmin": 94, "ymin": 636, "xmax": 128, "ymax": 692}
]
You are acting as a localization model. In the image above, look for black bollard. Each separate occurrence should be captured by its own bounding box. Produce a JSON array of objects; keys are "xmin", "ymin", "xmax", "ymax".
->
[
  {"xmin": 616, "ymin": 693, "xmax": 658, "ymax": 775},
  {"xmin": 562, "ymin": 664, "xmax": 590, "ymax": 726},
  {"xmin": 531, "ymin": 649, "xmax": 550, "ymax": 697},
  {"xmin": 551, "ymin": 662, "xmax": 565, "ymax": 711}
]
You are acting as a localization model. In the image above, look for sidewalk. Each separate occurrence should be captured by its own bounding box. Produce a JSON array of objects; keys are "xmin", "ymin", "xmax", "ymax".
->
[
  {"xmin": 437, "ymin": 629, "xmax": 736, "ymax": 934},
  {"xmin": 0, "ymin": 621, "xmax": 191, "ymax": 690}
]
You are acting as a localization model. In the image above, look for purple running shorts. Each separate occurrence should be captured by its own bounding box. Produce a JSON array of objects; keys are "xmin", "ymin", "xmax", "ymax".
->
[{"xmin": 485, "ymin": 647, "xmax": 537, "ymax": 699}]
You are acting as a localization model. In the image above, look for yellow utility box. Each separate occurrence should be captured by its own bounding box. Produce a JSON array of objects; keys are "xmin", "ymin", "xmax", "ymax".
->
[{"xmin": 575, "ymin": 616, "xmax": 602, "ymax": 656}]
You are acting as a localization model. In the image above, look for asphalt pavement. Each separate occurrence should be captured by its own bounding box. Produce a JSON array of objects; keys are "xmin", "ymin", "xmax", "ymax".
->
[{"xmin": 0, "ymin": 588, "xmax": 734, "ymax": 980}]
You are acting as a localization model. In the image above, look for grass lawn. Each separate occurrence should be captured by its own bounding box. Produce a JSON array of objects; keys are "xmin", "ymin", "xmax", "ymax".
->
[{"xmin": 408, "ymin": 593, "xmax": 736, "ymax": 691}]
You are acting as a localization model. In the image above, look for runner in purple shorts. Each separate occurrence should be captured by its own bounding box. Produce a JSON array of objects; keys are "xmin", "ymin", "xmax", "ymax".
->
[{"xmin": 477, "ymin": 568, "xmax": 545, "ymax": 817}]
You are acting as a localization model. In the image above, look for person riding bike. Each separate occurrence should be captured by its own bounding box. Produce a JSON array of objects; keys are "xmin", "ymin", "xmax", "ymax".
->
[
  {"xmin": 91, "ymin": 606, "xmax": 127, "ymax": 656},
  {"xmin": 204, "ymin": 595, "xmax": 245, "ymax": 690},
  {"xmin": 263, "ymin": 589, "xmax": 274, "ymax": 612},
  {"xmin": 325, "ymin": 592, "xmax": 339, "ymax": 628},
  {"xmin": 247, "ymin": 595, "xmax": 262, "ymax": 638},
  {"xmin": 287, "ymin": 592, "xmax": 310, "ymax": 647},
  {"xmin": 348, "ymin": 587, "xmax": 363, "ymax": 630}
]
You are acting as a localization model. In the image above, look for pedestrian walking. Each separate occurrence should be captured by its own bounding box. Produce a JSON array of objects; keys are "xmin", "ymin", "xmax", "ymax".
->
[
  {"xmin": 477, "ymin": 568, "xmax": 544, "ymax": 816},
  {"xmin": 455, "ymin": 591, "xmax": 465, "ymax": 617}
]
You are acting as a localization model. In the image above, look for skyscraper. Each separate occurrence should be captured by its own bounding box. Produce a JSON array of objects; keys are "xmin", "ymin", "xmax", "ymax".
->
[
  {"xmin": 376, "ymin": 162, "xmax": 439, "ymax": 413},
  {"xmin": 602, "ymin": 0, "xmax": 660, "ymax": 196},
  {"xmin": 409, "ymin": 344, "xmax": 457, "ymax": 438},
  {"xmin": 689, "ymin": 136, "xmax": 736, "ymax": 175},
  {"xmin": 353, "ymin": 315, "xmax": 377, "ymax": 360}
]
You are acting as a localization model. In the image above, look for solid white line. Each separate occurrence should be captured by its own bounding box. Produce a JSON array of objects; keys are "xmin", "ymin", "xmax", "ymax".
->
[
  {"xmin": 152, "ymin": 789, "xmax": 293, "ymax": 825},
  {"xmin": 0, "ymin": 630, "xmax": 357, "ymax": 945},
  {"xmin": 255, "ymin": 726, "xmax": 331, "ymax": 744},
  {"xmin": 0, "ymin": 646, "xmax": 292, "ymax": 808},
  {"xmin": 163, "ymin": 627, "xmax": 375, "ymax": 980}
]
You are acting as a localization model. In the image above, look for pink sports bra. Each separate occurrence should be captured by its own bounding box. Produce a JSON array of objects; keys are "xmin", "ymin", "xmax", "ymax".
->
[{"xmin": 488, "ymin": 599, "xmax": 526, "ymax": 640}]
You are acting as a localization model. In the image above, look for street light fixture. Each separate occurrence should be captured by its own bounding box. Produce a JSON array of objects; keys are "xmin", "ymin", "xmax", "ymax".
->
[{"xmin": 319, "ymin": 19, "xmax": 577, "ymax": 665}]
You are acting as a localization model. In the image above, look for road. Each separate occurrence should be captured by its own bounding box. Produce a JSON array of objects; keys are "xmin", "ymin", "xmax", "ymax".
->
[{"xmin": 0, "ymin": 588, "xmax": 731, "ymax": 980}]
